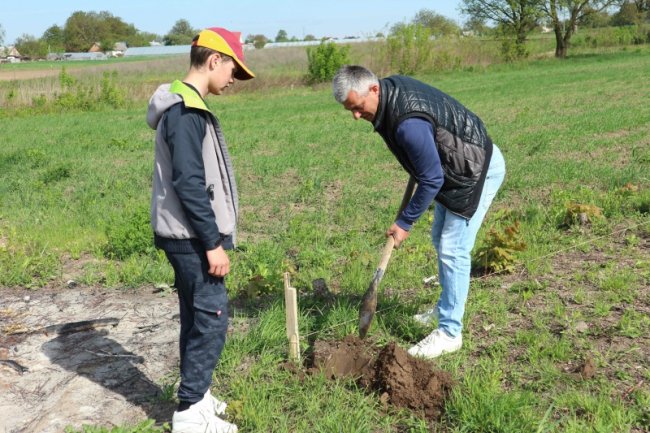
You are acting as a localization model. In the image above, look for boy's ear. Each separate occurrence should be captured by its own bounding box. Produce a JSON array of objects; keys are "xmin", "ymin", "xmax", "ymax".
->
[{"xmin": 208, "ymin": 52, "xmax": 221, "ymax": 69}]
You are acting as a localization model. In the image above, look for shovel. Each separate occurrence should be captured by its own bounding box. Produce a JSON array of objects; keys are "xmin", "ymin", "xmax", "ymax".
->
[{"xmin": 359, "ymin": 176, "xmax": 417, "ymax": 338}]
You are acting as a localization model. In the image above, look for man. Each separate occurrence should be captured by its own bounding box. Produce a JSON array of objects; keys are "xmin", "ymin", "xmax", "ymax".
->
[
  {"xmin": 332, "ymin": 65, "xmax": 505, "ymax": 359},
  {"xmin": 147, "ymin": 27, "xmax": 255, "ymax": 433}
]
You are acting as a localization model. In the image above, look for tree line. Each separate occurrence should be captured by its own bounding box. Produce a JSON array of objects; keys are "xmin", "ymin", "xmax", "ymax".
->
[
  {"xmin": 1, "ymin": 2, "xmax": 648, "ymax": 59},
  {"xmin": 460, "ymin": 0, "xmax": 649, "ymax": 58}
]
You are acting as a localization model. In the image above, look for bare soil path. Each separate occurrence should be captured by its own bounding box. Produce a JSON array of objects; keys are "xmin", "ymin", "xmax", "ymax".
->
[{"xmin": 0, "ymin": 286, "xmax": 180, "ymax": 432}]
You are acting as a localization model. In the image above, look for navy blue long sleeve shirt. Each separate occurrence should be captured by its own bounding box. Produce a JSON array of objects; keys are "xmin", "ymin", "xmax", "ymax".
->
[{"xmin": 394, "ymin": 117, "xmax": 444, "ymax": 231}]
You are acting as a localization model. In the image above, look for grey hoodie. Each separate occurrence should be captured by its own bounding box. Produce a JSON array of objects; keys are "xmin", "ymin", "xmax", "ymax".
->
[{"xmin": 147, "ymin": 81, "xmax": 238, "ymax": 250}]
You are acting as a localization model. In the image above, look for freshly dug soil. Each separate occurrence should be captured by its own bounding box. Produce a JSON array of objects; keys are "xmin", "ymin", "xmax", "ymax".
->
[{"xmin": 309, "ymin": 335, "xmax": 454, "ymax": 420}]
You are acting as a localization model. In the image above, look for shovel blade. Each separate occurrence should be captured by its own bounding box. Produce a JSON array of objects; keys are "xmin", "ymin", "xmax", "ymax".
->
[{"xmin": 358, "ymin": 276, "xmax": 379, "ymax": 338}]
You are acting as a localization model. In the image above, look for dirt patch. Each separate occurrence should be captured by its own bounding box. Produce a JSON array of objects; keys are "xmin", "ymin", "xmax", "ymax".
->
[
  {"xmin": 309, "ymin": 335, "xmax": 454, "ymax": 420},
  {"xmin": 0, "ymin": 69, "xmax": 65, "ymax": 82},
  {"xmin": 0, "ymin": 286, "xmax": 182, "ymax": 432}
]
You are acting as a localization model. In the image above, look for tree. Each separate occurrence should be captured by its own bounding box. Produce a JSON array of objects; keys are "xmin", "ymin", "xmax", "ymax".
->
[
  {"xmin": 14, "ymin": 34, "xmax": 48, "ymax": 58},
  {"xmin": 611, "ymin": 0, "xmax": 644, "ymax": 24},
  {"xmin": 164, "ymin": 19, "xmax": 196, "ymax": 45},
  {"xmin": 275, "ymin": 29, "xmax": 289, "ymax": 42},
  {"xmin": 540, "ymin": 0, "xmax": 623, "ymax": 58},
  {"xmin": 63, "ymin": 10, "xmax": 143, "ymax": 52},
  {"xmin": 463, "ymin": 16, "xmax": 492, "ymax": 35},
  {"xmin": 64, "ymin": 11, "xmax": 103, "ymax": 51},
  {"xmin": 42, "ymin": 25, "xmax": 65, "ymax": 52},
  {"xmin": 632, "ymin": 0, "xmax": 650, "ymax": 13},
  {"xmin": 134, "ymin": 31, "xmax": 161, "ymax": 46},
  {"xmin": 579, "ymin": 7, "xmax": 612, "ymax": 26},
  {"xmin": 304, "ymin": 34, "xmax": 317, "ymax": 41},
  {"xmin": 251, "ymin": 34, "xmax": 268, "ymax": 49},
  {"xmin": 0, "ymin": 23, "xmax": 5, "ymax": 46},
  {"xmin": 461, "ymin": 0, "xmax": 542, "ymax": 57},
  {"xmin": 413, "ymin": 9, "xmax": 462, "ymax": 36}
]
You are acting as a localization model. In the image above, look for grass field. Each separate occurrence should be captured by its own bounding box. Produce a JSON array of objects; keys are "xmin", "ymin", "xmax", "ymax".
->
[{"xmin": 1, "ymin": 43, "xmax": 649, "ymax": 432}]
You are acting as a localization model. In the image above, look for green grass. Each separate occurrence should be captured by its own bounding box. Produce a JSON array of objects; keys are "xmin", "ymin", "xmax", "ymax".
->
[{"xmin": 2, "ymin": 46, "xmax": 650, "ymax": 432}]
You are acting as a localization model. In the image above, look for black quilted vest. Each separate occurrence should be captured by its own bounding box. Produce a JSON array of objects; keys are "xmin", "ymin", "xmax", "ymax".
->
[{"xmin": 373, "ymin": 75, "xmax": 493, "ymax": 219}]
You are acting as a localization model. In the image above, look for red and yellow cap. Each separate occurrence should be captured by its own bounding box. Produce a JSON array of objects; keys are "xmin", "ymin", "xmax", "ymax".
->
[{"xmin": 193, "ymin": 27, "xmax": 255, "ymax": 80}]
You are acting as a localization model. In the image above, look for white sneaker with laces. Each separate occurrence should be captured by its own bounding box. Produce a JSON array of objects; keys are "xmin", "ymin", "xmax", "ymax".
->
[
  {"xmin": 412, "ymin": 308, "xmax": 439, "ymax": 325},
  {"xmin": 172, "ymin": 398, "xmax": 238, "ymax": 433},
  {"xmin": 407, "ymin": 329, "xmax": 462, "ymax": 359},
  {"xmin": 204, "ymin": 390, "xmax": 227, "ymax": 416}
]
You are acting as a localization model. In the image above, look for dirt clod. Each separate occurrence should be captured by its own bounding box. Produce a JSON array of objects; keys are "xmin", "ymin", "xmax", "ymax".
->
[{"xmin": 309, "ymin": 336, "xmax": 454, "ymax": 420}]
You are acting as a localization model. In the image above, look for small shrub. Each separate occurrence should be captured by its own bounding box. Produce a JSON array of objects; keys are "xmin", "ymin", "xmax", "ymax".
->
[
  {"xmin": 474, "ymin": 220, "xmax": 526, "ymax": 274},
  {"xmin": 306, "ymin": 42, "xmax": 350, "ymax": 84},
  {"xmin": 104, "ymin": 205, "xmax": 155, "ymax": 260},
  {"xmin": 383, "ymin": 23, "xmax": 434, "ymax": 75},
  {"xmin": 41, "ymin": 164, "xmax": 71, "ymax": 183},
  {"xmin": 500, "ymin": 38, "xmax": 529, "ymax": 62},
  {"xmin": 563, "ymin": 202, "xmax": 603, "ymax": 227},
  {"xmin": 32, "ymin": 94, "xmax": 47, "ymax": 108},
  {"xmin": 59, "ymin": 66, "xmax": 76, "ymax": 89},
  {"xmin": 100, "ymin": 71, "xmax": 126, "ymax": 108}
]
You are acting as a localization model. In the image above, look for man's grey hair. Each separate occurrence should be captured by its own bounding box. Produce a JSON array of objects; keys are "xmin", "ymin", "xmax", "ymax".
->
[{"xmin": 332, "ymin": 65, "xmax": 379, "ymax": 104}]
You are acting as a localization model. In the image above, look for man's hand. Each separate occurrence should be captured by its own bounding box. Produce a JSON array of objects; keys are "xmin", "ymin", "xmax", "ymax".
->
[
  {"xmin": 206, "ymin": 246, "xmax": 230, "ymax": 277},
  {"xmin": 386, "ymin": 223, "xmax": 409, "ymax": 248}
]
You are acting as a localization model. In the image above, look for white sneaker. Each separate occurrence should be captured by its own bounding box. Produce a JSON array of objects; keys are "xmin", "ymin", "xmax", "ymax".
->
[
  {"xmin": 204, "ymin": 390, "xmax": 227, "ymax": 416},
  {"xmin": 172, "ymin": 398, "xmax": 238, "ymax": 433},
  {"xmin": 412, "ymin": 308, "xmax": 439, "ymax": 325},
  {"xmin": 408, "ymin": 329, "xmax": 462, "ymax": 359}
]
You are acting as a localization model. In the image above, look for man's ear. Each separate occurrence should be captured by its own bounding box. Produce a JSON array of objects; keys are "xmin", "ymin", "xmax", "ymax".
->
[{"xmin": 369, "ymin": 83, "xmax": 379, "ymax": 95}]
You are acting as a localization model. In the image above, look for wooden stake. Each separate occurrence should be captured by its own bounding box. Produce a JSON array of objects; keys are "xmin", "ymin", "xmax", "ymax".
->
[{"xmin": 284, "ymin": 273, "xmax": 300, "ymax": 362}]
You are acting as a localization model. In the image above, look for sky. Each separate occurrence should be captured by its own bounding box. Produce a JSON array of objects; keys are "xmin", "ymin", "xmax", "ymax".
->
[{"xmin": 1, "ymin": 1, "xmax": 465, "ymax": 45}]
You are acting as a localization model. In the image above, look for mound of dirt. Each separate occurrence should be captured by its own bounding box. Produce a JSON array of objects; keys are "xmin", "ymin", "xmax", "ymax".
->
[{"xmin": 309, "ymin": 335, "xmax": 454, "ymax": 420}]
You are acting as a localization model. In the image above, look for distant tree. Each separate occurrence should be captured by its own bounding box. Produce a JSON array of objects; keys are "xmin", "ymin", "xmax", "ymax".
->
[
  {"xmin": 64, "ymin": 11, "xmax": 104, "ymax": 51},
  {"xmin": 14, "ymin": 34, "xmax": 48, "ymax": 58},
  {"xmin": 611, "ymin": 0, "xmax": 644, "ymax": 24},
  {"xmin": 245, "ymin": 34, "xmax": 255, "ymax": 44},
  {"xmin": 540, "ymin": 0, "xmax": 623, "ymax": 58},
  {"xmin": 389, "ymin": 21, "xmax": 409, "ymax": 35},
  {"xmin": 63, "ymin": 10, "xmax": 143, "ymax": 51},
  {"xmin": 463, "ymin": 16, "xmax": 492, "ymax": 35},
  {"xmin": 632, "ymin": 0, "xmax": 650, "ymax": 13},
  {"xmin": 164, "ymin": 19, "xmax": 196, "ymax": 45},
  {"xmin": 42, "ymin": 25, "xmax": 65, "ymax": 52},
  {"xmin": 579, "ymin": 7, "xmax": 612, "ymax": 26},
  {"xmin": 412, "ymin": 9, "xmax": 462, "ymax": 36},
  {"xmin": 304, "ymin": 34, "xmax": 317, "ymax": 41},
  {"xmin": 252, "ymin": 34, "xmax": 268, "ymax": 49},
  {"xmin": 275, "ymin": 29, "xmax": 289, "ymax": 42},
  {"xmin": 0, "ymin": 23, "xmax": 5, "ymax": 46},
  {"xmin": 461, "ymin": 0, "xmax": 542, "ymax": 57},
  {"xmin": 135, "ymin": 31, "xmax": 161, "ymax": 46},
  {"xmin": 375, "ymin": 32, "xmax": 385, "ymax": 38}
]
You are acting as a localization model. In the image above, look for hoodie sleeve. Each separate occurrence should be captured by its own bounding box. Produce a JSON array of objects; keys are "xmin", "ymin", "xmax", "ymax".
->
[
  {"xmin": 162, "ymin": 103, "xmax": 222, "ymax": 250},
  {"xmin": 394, "ymin": 117, "xmax": 444, "ymax": 231}
]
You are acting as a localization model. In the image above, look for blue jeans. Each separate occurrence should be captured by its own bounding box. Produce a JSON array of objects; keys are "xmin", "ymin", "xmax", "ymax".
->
[
  {"xmin": 432, "ymin": 144, "xmax": 506, "ymax": 337},
  {"xmin": 164, "ymin": 248, "xmax": 229, "ymax": 403}
]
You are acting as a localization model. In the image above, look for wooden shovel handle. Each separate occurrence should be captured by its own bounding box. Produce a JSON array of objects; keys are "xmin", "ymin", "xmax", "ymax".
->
[{"xmin": 377, "ymin": 176, "xmax": 417, "ymax": 272}]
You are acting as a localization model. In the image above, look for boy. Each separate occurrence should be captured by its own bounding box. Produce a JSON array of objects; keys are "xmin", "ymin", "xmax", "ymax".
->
[{"xmin": 147, "ymin": 27, "xmax": 254, "ymax": 433}]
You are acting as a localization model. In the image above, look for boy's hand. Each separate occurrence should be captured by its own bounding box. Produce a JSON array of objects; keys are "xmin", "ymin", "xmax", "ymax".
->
[
  {"xmin": 206, "ymin": 246, "xmax": 230, "ymax": 277},
  {"xmin": 386, "ymin": 223, "xmax": 409, "ymax": 248}
]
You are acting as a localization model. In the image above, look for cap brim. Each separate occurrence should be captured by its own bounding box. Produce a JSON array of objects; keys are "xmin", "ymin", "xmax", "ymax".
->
[{"xmin": 233, "ymin": 58, "xmax": 255, "ymax": 80}]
